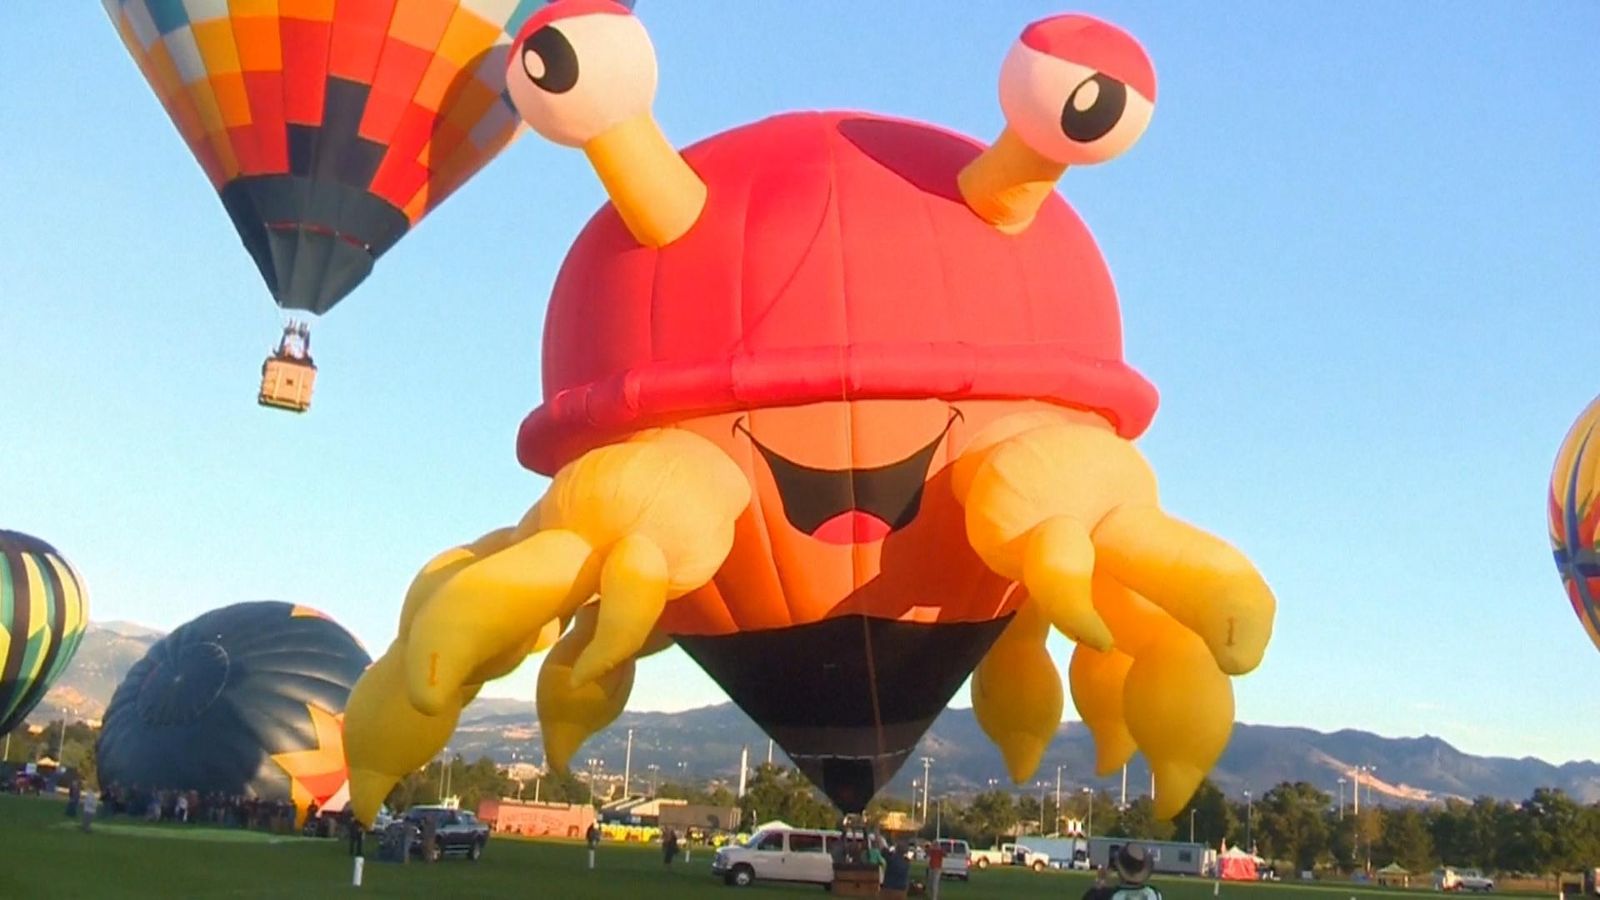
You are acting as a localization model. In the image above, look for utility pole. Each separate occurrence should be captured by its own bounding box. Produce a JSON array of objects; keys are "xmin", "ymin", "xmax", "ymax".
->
[
  {"xmin": 624, "ymin": 728, "xmax": 634, "ymax": 798},
  {"xmin": 920, "ymin": 757, "xmax": 933, "ymax": 822},
  {"xmin": 1120, "ymin": 764, "xmax": 1128, "ymax": 809},
  {"xmin": 766, "ymin": 739, "xmax": 773, "ymax": 765},
  {"xmin": 738, "ymin": 745, "xmax": 749, "ymax": 798},
  {"xmin": 1337, "ymin": 777, "xmax": 1346, "ymax": 818}
]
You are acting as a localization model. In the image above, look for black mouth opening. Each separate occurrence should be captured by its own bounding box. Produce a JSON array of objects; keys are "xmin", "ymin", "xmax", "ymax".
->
[{"xmin": 734, "ymin": 410, "xmax": 960, "ymax": 538}]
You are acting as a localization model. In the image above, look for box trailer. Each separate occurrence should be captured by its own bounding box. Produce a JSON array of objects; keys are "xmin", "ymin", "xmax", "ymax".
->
[{"xmin": 1088, "ymin": 837, "xmax": 1212, "ymax": 877}]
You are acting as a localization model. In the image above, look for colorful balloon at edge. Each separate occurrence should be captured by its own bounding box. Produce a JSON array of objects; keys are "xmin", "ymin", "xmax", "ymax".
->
[
  {"xmin": 342, "ymin": 4, "xmax": 1277, "ymax": 822},
  {"xmin": 96, "ymin": 601, "xmax": 372, "ymax": 826},
  {"xmin": 1549, "ymin": 394, "xmax": 1600, "ymax": 654},
  {"xmin": 0, "ymin": 530, "xmax": 89, "ymax": 738},
  {"xmin": 100, "ymin": 0, "xmax": 635, "ymax": 410}
]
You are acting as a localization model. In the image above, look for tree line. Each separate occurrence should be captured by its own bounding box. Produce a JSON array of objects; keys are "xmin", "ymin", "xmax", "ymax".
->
[
  {"xmin": 12, "ymin": 719, "xmax": 1597, "ymax": 876},
  {"xmin": 888, "ymin": 778, "xmax": 1600, "ymax": 878}
]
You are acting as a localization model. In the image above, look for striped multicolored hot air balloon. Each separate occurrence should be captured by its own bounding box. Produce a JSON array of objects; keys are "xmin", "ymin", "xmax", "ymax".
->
[
  {"xmin": 0, "ymin": 531, "xmax": 90, "ymax": 736},
  {"xmin": 1550, "ymin": 394, "xmax": 1600, "ymax": 655},
  {"xmin": 101, "ymin": 0, "xmax": 629, "ymax": 316}
]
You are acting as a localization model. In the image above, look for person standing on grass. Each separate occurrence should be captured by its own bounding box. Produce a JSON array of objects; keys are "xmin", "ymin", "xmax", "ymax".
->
[
  {"xmin": 347, "ymin": 811, "xmax": 365, "ymax": 857},
  {"xmin": 662, "ymin": 827, "xmax": 679, "ymax": 865},
  {"xmin": 79, "ymin": 788, "xmax": 98, "ymax": 833},
  {"xmin": 880, "ymin": 841, "xmax": 912, "ymax": 899}
]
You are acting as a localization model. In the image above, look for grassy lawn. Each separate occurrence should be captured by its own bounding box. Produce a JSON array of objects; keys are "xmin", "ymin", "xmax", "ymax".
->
[{"xmin": 0, "ymin": 795, "xmax": 1551, "ymax": 899}]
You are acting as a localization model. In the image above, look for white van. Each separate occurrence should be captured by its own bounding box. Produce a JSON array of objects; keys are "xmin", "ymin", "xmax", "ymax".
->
[{"xmin": 711, "ymin": 826, "xmax": 842, "ymax": 887}]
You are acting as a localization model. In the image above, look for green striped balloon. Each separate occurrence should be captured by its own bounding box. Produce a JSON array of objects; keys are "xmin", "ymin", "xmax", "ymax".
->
[{"xmin": 0, "ymin": 530, "xmax": 89, "ymax": 736}]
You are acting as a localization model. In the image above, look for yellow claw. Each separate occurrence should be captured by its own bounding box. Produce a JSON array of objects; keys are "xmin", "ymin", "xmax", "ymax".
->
[
  {"xmin": 972, "ymin": 598, "xmax": 1063, "ymax": 783},
  {"xmin": 344, "ymin": 649, "xmax": 468, "ymax": 825},
  {"xmin": 571, "ymin": 533, "xmax": 668, "ymax": 688},
  {"xmin": 1067, "ymin": 642, "xmax": 1137, "ymax": 776},
  {"xmin": 535, "ymin": 428, "xmax": 749, "ymax": 595},
  {"xmin": 1093, "ymin": 504, "xmax": 1276, "ymax": 675},
  {"xmin": 405, "ymin": 529, "xmax": 595, "ymax": 716},
  {"xmin": 1123, "ymin": 619, "xmax": 1235, "ymax": 820},
  {"xmin": 962, "ymin": 421, "xmax": 1152, "ymax": 647},
  {"xmin": 1023, "ymin": 516, "xmax": 1111, "ymax": 650},
  {"xmin": 537, "ymin": 605, "xmax": 635, "ymax": 773},
  {"xmin": 396, "ymin": 527, "xmax": 517, "ymax": 640}
]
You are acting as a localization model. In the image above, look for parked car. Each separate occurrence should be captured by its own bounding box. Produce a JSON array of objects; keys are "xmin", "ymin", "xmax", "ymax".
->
[
  {"xmin": 1438, "ymin": 867, "xmax": 1496, "ymax": 892},
  {"xmin": 712, "ymin": 826, "xmax": 842, "ymax": 887},
  {"xmin": 932, "ymin": 838, "xmax": 972, "ymax": 880},
  {"xmin": 400, "ymin": 806, "xmax": 490, "ymax": 861}
]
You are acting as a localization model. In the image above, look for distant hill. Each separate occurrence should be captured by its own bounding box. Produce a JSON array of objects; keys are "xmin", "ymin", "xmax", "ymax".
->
[
  {"xmin": 36, "ymin": 621, "xmax": 162, "ymax": 724},
  {"xmin": 34, "ymin": 622, "xmax": 1600, "ymax": 804}
]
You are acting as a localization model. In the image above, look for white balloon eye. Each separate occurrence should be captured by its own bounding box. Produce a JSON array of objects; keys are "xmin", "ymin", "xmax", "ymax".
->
[
  {"xmin": 998, "ymin": 41, "xmax": 1155, "ymax": 167},
  {"xmin": 506, "ymin": 11, "xmax": 657, "ymax": 148}
]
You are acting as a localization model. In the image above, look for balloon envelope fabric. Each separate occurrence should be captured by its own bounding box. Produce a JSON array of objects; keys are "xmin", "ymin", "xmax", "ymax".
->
[
  {"xmin": 0, "ymin": 531, "xmax": 89, "ymax": 737},
  {"xmin": 1550, "ymin": 393, "xmax": 1600, "ymax": 654},
  {"xmin": 100, "ymin": 0, "xmax": 606, "ymax": 314},
  {"xmin": 96, "ymin": 601, "xmax": 371, "ymax": 816}
]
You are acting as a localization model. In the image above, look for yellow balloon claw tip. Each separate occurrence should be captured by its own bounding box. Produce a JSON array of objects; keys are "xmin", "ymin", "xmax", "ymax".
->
[
  {"xmin": 997, "ymin": 734, "xmax": 1049, "ymax": 783},
  {"xmin": 1151, "ymin": 761, "xmax": 1207, "ymax": 820},
  {"xmin": 541, "ymin": 722, "xmax": 594, "ymax": 774},
  {"xmin": 348, "ymin": 768, "xmax": 398, "ymax": 827},
  {"xmin": 1092, "ymin": 740, "xmax": 1138, "ymax": 776}
]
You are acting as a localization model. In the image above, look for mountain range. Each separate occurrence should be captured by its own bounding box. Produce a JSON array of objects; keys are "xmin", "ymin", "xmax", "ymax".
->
[{"xmin": 33, "ymin": 623, "xmax": 1600, "ymax": 805}]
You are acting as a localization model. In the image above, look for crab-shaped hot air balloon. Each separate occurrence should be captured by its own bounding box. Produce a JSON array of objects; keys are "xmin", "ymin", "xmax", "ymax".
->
[
  {"xmin": 100, "ymin": 0, "xmax": 634, "ymax": 410},
  {"xmin": 344, "ymin": 3, "xmax": 1277, "ymax": 821}
]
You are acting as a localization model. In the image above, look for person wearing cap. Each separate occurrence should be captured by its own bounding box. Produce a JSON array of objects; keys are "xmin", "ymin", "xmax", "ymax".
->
[{"xmin": 1108, "ymin": 844, "xmax": 1163, "ymax": 900}]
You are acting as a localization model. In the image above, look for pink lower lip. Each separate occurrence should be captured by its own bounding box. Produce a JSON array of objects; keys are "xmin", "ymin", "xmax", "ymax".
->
[{"xmin": 812, "ymin": 510, "xmax": 893, "ymax": 545}]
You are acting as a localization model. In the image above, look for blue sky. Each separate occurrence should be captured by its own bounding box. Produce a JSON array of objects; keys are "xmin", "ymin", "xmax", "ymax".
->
[{"xmin": 4, "ymin": 2, "xmax": 1598, "ymax": 766}]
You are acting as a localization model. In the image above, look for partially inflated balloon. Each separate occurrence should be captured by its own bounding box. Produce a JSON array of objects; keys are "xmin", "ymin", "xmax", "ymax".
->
[
  {"xmin": 96, "ymin": 601, "xmax": 371, "ymax": 822},
  {"xmin": 0, "ymin": 531, "xmax": 89, "ymax": 736},
  {"xmin": 1549, "ymin": 394, "xmax": 1600, "ymax": 654},
  {"xmin": 100, "ymin": 0, "xmax": 632, "ymax": 314}
]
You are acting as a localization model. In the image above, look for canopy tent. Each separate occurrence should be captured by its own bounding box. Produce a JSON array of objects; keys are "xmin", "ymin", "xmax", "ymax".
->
[
  {"xmin": 1377, "ymin": 863, "xmax": 1412, "ymax": 887},
  {"xmin": 1218, "ymin": 844, "xmax": 1259, "ymax": 881}
]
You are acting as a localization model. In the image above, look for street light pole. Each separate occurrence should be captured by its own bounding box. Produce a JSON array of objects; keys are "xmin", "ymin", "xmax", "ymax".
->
[
  {"xmin": 1082, "ymin": 787, "xmax": 1094, "ymax": 838},
  {"xmin": 1337, "ymin": 777, "xmax": 1347, "ymax": 818},
  {"xmin": 1054, "ymin": 765, "xmax": 1064, "ymax": 834},
  {"xmin": 920, "ymin": 757, "xmax": 933, "ymax": 822},
  {"xmin": 624, "ymin": 728, "xmax": 634, "ymax": 798},
  {"xmin": 1244, "ymin": 790, "xmax": 1253, "ymax": 852},
  {"xmin": 1190, "ymin": 808, "xmax": 1197, "ymax": 843}
]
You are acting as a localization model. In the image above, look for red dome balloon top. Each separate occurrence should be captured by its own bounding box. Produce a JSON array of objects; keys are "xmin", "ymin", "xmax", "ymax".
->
[{"xmin": 517, "ymin": 110, "xmax": 1158, "ymax": 475}]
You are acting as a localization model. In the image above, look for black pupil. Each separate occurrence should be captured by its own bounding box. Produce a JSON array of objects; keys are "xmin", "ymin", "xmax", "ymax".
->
[
  {"xmin": 523, "ymin": 25, "xmax": 579, "ymax": 94},
  {"xmin": 1061, "ymin": 74, "xmax": 1127, "ymax": 143}
]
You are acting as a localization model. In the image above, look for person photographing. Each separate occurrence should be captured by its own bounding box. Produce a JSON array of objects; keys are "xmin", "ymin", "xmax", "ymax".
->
[{"xmin": 1087, "ymin": 844, "xmax": 1163, "ymax": 900}]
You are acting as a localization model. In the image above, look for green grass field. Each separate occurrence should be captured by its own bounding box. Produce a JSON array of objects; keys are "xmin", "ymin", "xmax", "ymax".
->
[{"xmin": 0, "ymin": 795, "xmax": 1551, "ymax": 899}]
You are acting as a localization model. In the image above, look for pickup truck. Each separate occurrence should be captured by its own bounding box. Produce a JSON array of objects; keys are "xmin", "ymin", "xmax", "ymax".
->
[
  {"xmin": 969, "ymin": 842, "xmax": 1054, "ymax": 871},
  {"xmin": 969, "ymin": 846, "xmax": 1010, "ymax": 869},
  {"xmin": 401, "ymin": 805, "xmax": 491, "ymax": 862},
  {"xmin": 1439, "ymin": 868, "xmax": 1495, "ymax": 892}
]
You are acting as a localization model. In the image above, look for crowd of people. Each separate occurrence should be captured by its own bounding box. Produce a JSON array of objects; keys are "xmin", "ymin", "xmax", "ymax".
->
[{"xmin": 88, "ymin": 782, "xmax": 309, "ymax": 833}]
